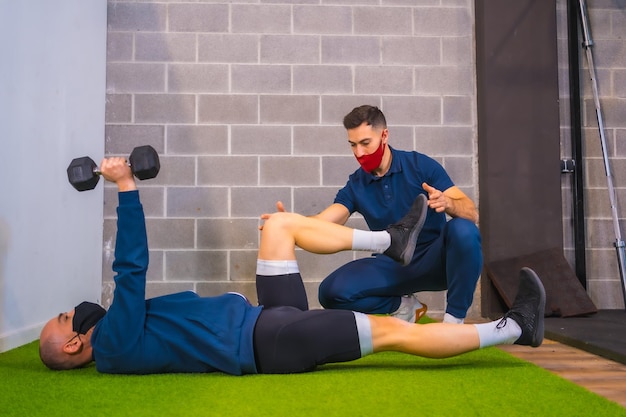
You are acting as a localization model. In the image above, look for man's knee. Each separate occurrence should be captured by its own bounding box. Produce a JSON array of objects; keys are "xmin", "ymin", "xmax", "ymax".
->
[
  {"xmin": 318, "ymin": 277, "xmax": 339, "ymax": 308},
  {"xmin": 445, "ymin": 218, "xmax": 481, "ymax": 247},
  {"xmin": 444, "ymin": 218, "xmax": 483, "ymax": 277},
  {"xmin": 318, "ymin": 274, "xmax": 354, "ymax": 309},
  {"xmin": 263, "ymin": 211, "xmax": 294, "ymax": 232}
]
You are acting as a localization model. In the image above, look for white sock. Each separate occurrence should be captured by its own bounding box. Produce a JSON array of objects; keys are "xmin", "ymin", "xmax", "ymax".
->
[
  {"xmin": 474, "ymin": 318, "xmax": 522, "ymax": 348},
  {"xmin": 256, "ymin": 260, "xmax": 299, "ymax": 276},
  {"xmin": 352, "ymin": 229, "xmax": 391, "ymax": 252},
  {"xmin": 443, "ymin": 313, "xmax": 464, "ymax": 324}
]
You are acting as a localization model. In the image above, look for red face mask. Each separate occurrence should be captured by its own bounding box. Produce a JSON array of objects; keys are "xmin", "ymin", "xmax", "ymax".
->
[{"xmin": 356, "ymin": 141, "xmax": 386, "ymax": 173}]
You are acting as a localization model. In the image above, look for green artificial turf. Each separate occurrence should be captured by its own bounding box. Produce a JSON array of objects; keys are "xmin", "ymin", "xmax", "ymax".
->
[{"xmin": 1, "ymin": 338, "xmax": 625, "ymax": 417}]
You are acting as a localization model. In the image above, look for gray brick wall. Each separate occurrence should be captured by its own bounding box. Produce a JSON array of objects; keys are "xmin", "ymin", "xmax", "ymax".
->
[
  {"xmin": 102, "ymin": 0, "xmax": 626, "ymax": 313},
  {"xmin": 558, "ymin": 0, "xmax": 626, "ymax": 309},
  {"xmin": 103, "ymin": 0, "xmax": 474, "ymax": 318}
]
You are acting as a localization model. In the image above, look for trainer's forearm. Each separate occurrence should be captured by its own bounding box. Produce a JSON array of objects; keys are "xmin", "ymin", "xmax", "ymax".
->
[{"xmin": 445, "ymin": 196, "xmax": 479, "ymax": 223}]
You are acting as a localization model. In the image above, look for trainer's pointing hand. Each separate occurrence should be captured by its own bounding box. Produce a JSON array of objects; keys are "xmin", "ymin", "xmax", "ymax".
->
[{"xmin": 422, "ymin": 182, "xmax": 447, "ymax": 214}]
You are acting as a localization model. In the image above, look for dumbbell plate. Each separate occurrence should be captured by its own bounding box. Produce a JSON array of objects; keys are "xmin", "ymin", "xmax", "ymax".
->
[
  {"xmin": 129, "ymin": 145, "xmax": 160, "ymax": 180},
  {"xmin": 67, "ymin": 157, "xmax": 99, "ymax": 191}
]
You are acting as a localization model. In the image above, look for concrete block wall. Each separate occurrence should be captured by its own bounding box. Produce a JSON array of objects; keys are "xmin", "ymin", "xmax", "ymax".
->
[
  {"xmin": 102, "ymin": 0, "xmax": 477, "ymax": 317},
  {"xmin": 558, "ymin": 0, "xmax": 626, "ymax": 309}
]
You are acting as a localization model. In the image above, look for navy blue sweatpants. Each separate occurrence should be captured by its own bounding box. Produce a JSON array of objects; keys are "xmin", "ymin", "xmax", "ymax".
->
[{"xmin": 318, "ymin": 218, "xmax": 482, "ymax": 319}]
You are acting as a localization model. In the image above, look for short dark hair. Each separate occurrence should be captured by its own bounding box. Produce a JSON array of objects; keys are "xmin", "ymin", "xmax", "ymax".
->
[
  {"xmin": 39, "ymin": 339, "xmax": 75, "ymax": 370},
  {"xmin": 343, "ymin": 105, "xmax": 387, "ymax": 130}
]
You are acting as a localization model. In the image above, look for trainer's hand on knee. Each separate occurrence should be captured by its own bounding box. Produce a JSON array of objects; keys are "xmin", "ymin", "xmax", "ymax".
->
[
  {"xmin": 274, "ymin": 201, "xmax": 286, "ymax": 213},
  {"xmin": 259, "ymin": 201, "xmax": 286, "ymax": 230}
]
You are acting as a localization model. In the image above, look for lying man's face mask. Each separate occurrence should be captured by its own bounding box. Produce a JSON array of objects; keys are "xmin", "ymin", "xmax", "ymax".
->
[{"xmin": 73, "ymin": 301, "xmax": 106, "ymax": 334}]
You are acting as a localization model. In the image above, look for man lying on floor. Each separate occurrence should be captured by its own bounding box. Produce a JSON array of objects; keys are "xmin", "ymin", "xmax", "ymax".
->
[{"xmin": 39, "ymin": 157, "xmax": 545, "ymax": 375}]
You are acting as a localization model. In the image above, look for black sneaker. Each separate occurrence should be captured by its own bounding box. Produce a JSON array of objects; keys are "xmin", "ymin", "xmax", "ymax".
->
[
  {"xmin": 498, "ymin": 267, "xmax": 546, "ymax": 347},
  {"xmin": 383, "ymin": 194, "xmax": 428, "ymax": 266}
]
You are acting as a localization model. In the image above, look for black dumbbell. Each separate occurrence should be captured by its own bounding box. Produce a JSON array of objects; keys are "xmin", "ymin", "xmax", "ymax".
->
[{"xmin": 67, "ymin": 145, "xmax": 160, "ymax": 191}]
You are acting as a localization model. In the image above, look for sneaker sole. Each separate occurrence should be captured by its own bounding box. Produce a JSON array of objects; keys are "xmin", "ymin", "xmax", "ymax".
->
[
  {"xmin": 399, "ymin": 194, "xmax": 428, "ymax": 266},
  {"xmin": 520, "ymin": 267, "xmax": 546, "ymax": 347}
]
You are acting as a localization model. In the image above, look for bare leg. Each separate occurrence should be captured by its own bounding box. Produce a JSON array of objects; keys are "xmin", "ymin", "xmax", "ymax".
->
[
  {"xmin": 356, "ymin": 268, "xmax": 545, "ymax": 359},
  {"xmin": 256, "ymin": 212, "xmax": 357, "ymax": 310},
  {"xmin": 368, "ymin": 315, "xmax": 480, "ymax": 358},
  {"xmin": 259, "ymin": 212, "xmax": 354, "ymax": 260}
]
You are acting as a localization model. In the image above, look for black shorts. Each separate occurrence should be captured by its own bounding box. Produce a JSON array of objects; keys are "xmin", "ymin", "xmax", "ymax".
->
[
  {"xmin": 253, "ymin": 306, "xmax": 362, "ymax": 374},
  {"xmin": 253, "ymin": 272, "xmax": 363, "ymax": 373}
]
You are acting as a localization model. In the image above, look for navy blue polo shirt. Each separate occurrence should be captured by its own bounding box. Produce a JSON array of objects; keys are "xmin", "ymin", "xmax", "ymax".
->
[{"xmin": 334, "ymin": 147, "xmax": 453, "ymax": 245}]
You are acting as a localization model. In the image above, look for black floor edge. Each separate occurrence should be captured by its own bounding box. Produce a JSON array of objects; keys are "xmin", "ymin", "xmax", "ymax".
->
[{"xmin": 544, "ymin": 309, "xmax": 626, "ymax": 365}]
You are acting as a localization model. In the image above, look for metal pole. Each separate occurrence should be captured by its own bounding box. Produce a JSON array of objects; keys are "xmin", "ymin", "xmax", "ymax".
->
[
  {"xmin": 567, "ymin": 0, "xmax": 586, "ymax": 287},
  {"xmin": 577, "ymin": 0, "xmax": 626, "ymax": 308}
]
